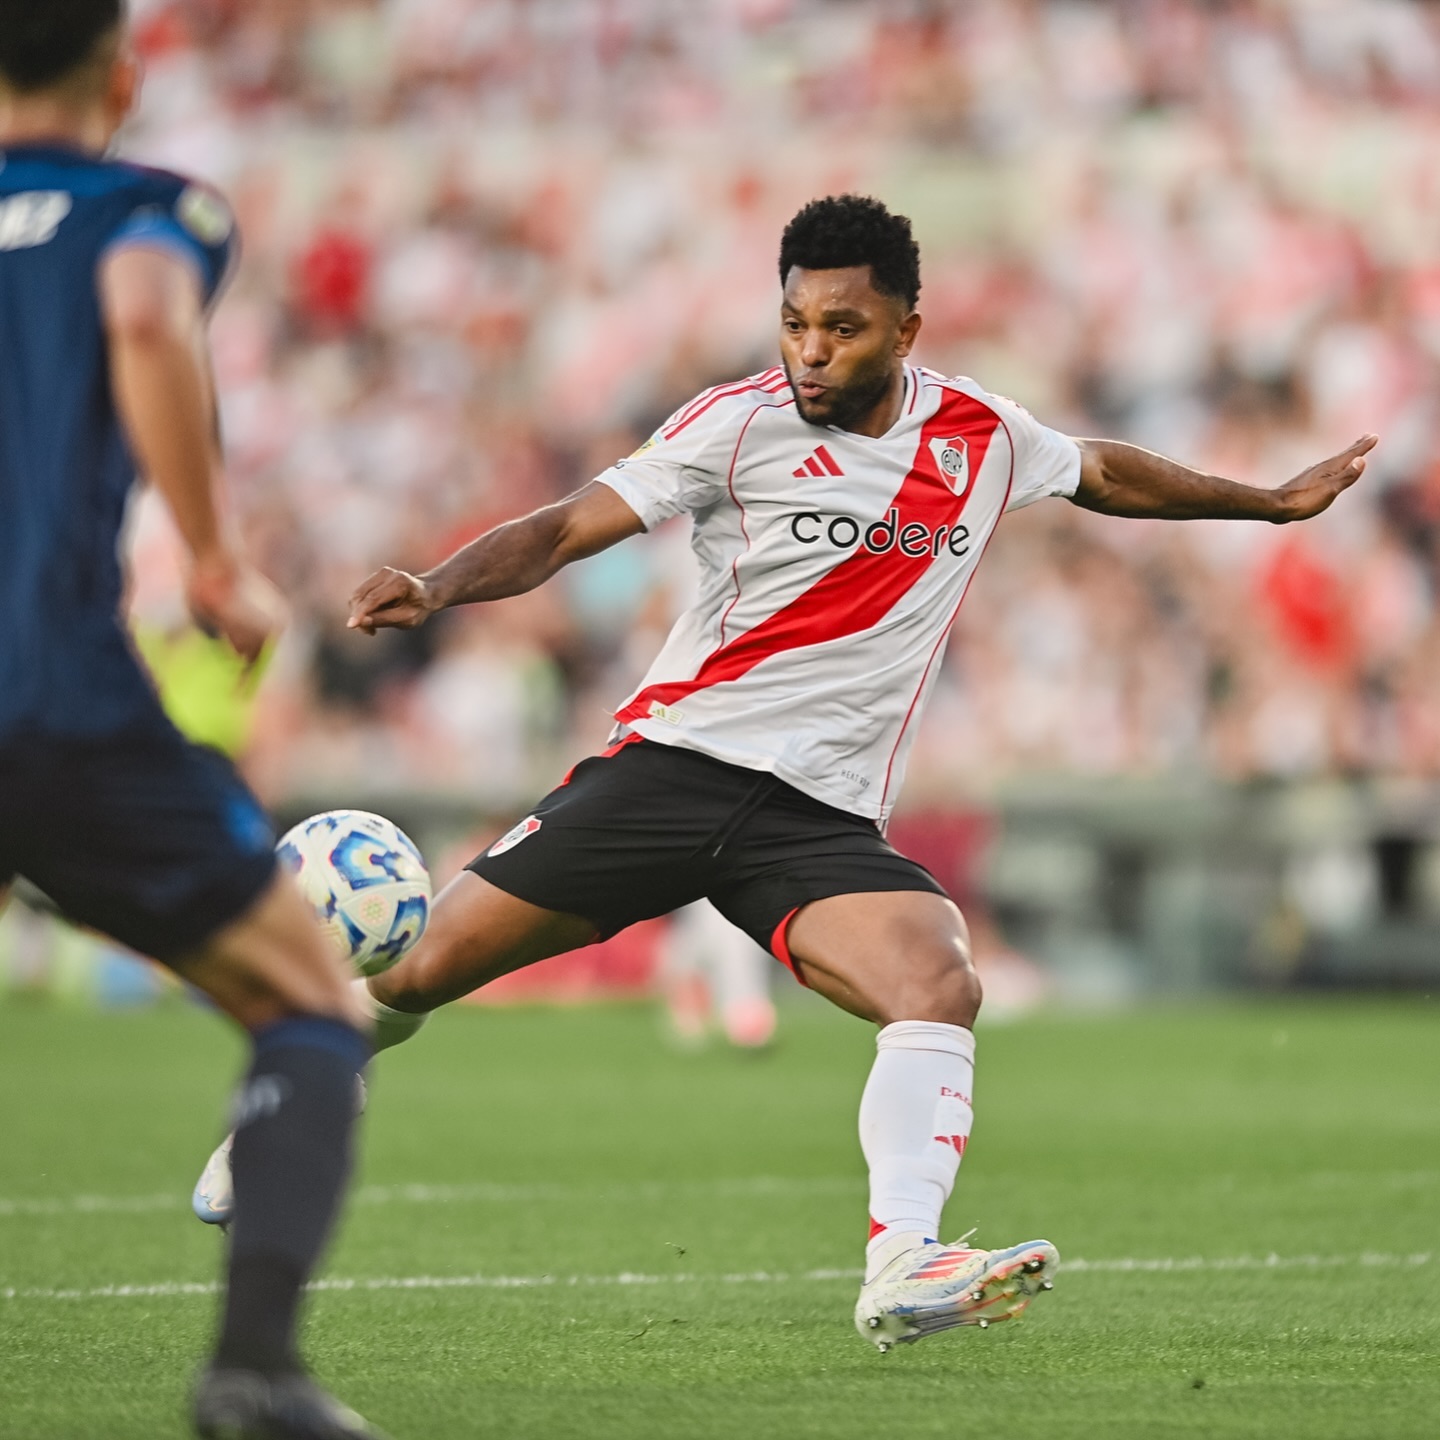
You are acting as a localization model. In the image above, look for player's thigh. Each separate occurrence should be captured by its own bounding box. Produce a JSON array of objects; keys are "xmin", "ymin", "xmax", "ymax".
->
[
  {"xmin": 786, "ymin": 889, "xmax": 979, "ymax": 1027},
  {"xmin": 174, "ymin": 868, "xmax": 361, "ymax": 1031},
  {"xmin": 18, "ymin": 728, "xmax": 274, "ymax": 957},
  {"xmin": 14, "ymin": 727, "xmax": 354, "ymax": 1029},
  {"xmin": 371, "ymin": 869, "xmax": 598, "ymax": 1011}
]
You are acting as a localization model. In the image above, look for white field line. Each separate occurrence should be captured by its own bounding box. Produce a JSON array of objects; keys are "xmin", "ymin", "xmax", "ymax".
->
[
  {"xmin": 6, "ymin": 1169, "xmax": 1439, "ymax": 1222},
  {"xmin": 0, "ymin": 1176, "xmax": 860, "ymax": 1220},
  {"xmin": 1, "ymin": 1252, "xmax": 1431, "ymax": 1304}
]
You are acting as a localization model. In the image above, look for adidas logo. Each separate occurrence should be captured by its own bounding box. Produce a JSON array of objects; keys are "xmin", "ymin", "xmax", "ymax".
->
[{"xmin": 793, "ymin": 444, "xmax": 844, "ymax": 479}]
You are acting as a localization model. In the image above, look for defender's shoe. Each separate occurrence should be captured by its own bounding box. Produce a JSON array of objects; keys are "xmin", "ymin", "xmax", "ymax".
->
[
  {"xmin": 194, "ymin": 1080, "xmax": 368, "ymax": 1228},
  {"xmin": 193, "ymin": 1368, "xmax": 388, "ymax": 1440},
  {"xmin": 192, "ymin": 1134, "xmax": 234, "ymax": 1227},
  {"xmin": 854, "ymin": 1236, "xmax": 1059, "ymax": 1352}
]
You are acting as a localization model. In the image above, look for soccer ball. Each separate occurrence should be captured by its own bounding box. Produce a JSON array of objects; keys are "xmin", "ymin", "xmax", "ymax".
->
[{"xmin": 277, "ymin": 810, "xmax": 432, "ymax": 977}]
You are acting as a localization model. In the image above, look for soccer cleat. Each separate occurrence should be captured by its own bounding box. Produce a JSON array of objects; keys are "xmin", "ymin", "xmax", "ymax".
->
[
  {"xmin": 193, "ymin": 1367, "xmax": 388, "ymax": 1439},
  {"xmin": 194, "ymin": 1080, "xmax": 367, "ymax": 1228},
  {"xmin": 192, "ymin": 1134, "xmax": 235, "ymax": 1227},
  {"xmin": 854, "ymin": 1237, "xmax": 1059, "ymax": 1352}
]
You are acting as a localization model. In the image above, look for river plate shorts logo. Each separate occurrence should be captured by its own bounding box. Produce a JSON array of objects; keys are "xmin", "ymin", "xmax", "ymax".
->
[{"xmin": 488, "ymin": 815, "xmax": 542, "ymax": 856}]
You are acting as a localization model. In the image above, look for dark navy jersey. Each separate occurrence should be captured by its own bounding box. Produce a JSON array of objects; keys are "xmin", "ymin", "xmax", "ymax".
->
[{"xmin": 0, "ymin": 142, "xmax": 237, "ymax": 741}]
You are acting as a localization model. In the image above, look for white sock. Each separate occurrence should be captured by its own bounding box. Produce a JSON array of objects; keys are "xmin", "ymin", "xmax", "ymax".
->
[
  {"xmin": 860, "ymin": 1020, "xmax": 976, "ymax": 1280},
  {"xmin": 356, "ymin": 976, "xmax": 430, "ymax": 1053}
]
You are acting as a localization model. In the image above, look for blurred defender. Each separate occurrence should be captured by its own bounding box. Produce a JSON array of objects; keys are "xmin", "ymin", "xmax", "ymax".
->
[
  {"xmin": 207, "ymin": 196, "xmax": 1373, "ymax": 1349},
  {"xmin": 0, "ymin": 4, "xmax": 383, "ymax": 1436}
]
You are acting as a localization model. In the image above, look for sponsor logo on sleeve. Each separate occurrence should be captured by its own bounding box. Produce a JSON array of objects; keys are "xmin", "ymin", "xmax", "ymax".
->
[
  {"xmin": 616, "ymin": 433, "xmax": 660, "ymax": 468},
  {"xmin": 177, "ymin": 184, "xmax": 234, "ymax": 246}
]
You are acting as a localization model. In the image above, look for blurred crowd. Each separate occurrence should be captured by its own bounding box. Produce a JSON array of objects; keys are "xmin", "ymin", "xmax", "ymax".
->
[{"xmin": 119, "ymin": 0, "xmax": 1440, "ymax": 808}]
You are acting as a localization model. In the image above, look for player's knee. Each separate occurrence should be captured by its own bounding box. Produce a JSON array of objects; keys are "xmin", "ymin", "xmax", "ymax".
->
[
  {"xmin": 934, "ymin": 960, "xmax": 983, "ymax": 1027},
  {"xmin": 367, "ymin": 939, "xmax": 453, "ymax": 1014},
  {"xmin": 239, "ymin": 955, "xmax": 357, "ymax": 1030},
  {"xmin": 876, "ymin": 958, "xmax": 981, "ymax": 1029},
  {"xmin": 873, "ymin": 911, "xmax": 981, "ymax": 1027}
]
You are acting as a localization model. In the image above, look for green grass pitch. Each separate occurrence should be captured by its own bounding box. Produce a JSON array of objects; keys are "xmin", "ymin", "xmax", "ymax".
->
[{"xmin": 0, "ymin": 995, "xmax": 1435, "ymax": 1439}]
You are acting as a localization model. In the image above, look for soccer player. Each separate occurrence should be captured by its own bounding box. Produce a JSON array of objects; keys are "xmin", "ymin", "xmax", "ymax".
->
[
  {"xmin": 201, "ymin": 195, "xmax": 1375, "ymax": 1349},
  {"xmin": 0, "ymin": 5, "xmax": 384, "ymax": 1435}
]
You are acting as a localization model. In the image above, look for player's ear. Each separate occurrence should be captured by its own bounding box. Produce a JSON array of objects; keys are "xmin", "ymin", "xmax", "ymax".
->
[
  {"xmin": 105, "ymin": 44, "xmax": 142, "ymax": 131},
  {"xmin": 895, "ymin": 309, "xmax": 922, "ymax": 358}
]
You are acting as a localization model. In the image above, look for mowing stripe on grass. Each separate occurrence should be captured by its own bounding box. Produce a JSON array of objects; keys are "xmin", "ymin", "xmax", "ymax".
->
[
  {"xmin": 1, "ymin": 1252, "xmax": 1431, "ymax": 1303},
  {"xmin": 0, "ymin": 1176, "xmax": 862, "ymax": 1219},
  {"xmin": 5, "ymin": 1168, "xmax": 1437, "ymax": 1221}
]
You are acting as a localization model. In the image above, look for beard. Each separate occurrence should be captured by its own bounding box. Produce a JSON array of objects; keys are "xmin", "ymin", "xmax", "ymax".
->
[{"xmin": 785, "ymin": 358, "xmax": 897, "ymax": 431}]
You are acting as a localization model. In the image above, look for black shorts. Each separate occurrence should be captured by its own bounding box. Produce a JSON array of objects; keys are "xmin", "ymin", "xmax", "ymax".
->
[
  {"xmin": 467, "ymin": 737, "xmax": 947, "ymax": 973},
  {"xmin": 0, "ymin": 722, "xmax": 277, "ymax": 964}
]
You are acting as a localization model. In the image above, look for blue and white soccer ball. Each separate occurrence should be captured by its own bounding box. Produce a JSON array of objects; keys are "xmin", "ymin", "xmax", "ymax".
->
[{"xmin": 277, "ymin": 810, "xmax": 432, "ymax": 977}]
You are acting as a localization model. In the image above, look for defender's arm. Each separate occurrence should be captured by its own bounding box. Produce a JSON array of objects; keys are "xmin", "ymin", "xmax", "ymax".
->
[
  {"xmin": 1070, "ymin": 434, "xmax": 1376, "ymax": 523},
  {"xmin": 348, "ymin": 481, "xmax": 645, "ymax": 634},
  {"xmin": 99, "ymin": 246, "xmax": 284, "ymax": 662}
]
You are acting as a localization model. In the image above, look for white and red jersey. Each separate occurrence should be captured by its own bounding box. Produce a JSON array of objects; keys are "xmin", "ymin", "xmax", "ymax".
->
[{"xmin": 597, "ymin": 364, "xmax": 1081, "ymax": 825}]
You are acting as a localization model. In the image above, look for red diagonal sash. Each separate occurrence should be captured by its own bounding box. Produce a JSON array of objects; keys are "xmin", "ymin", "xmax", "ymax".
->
[{"xmin": 617, "ymin": 390, "xmax": 1001, "ymax": 724}]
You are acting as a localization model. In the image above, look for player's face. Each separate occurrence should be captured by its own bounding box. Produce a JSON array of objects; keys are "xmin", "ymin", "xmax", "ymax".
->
[{"xmin": 780, "ymin": 266, "xmax": 920, "ymax": 434}]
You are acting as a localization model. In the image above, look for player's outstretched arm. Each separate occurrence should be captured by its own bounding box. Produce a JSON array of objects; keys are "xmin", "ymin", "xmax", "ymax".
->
[
  {"xmin": 1070, "ymin": 434, "xmax": 1377, "ymax": 523},
  {"xmin": 100, "ymin": 246, "xmax": 285, "ymax": 663},
  {"xmin": 348, "ymin": 480, "xmax": 645, "ymax": 634}
]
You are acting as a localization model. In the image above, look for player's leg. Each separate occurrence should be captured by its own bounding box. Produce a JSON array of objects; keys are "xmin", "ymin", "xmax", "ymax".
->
[
  {"xmin": 194, "ymin": 740, "xmax": 706, "ymax": 1226},
  {"xmin": 172, "ymin": 874, "xmax": 381, "ymax": 1423},
  {"xmin": 192, "ymin": 870, "xmax": 600, "ymax": 1227},
  {"xmin": 780, "ymin": 890, "xmax": 1055, "ymax": 1348},
  {"xmin": 192, "ymin": 836, "xmax": 616, "ymax": 1231},
  {"xmin": 785, "ymin": 890, "xmax": 980, "ymax": 1250},
  {"xmin": 364, "ymin": 868, "xmax": 599, "ymax": 1035},
  {"xmin": 657, "ymin": 903, "xmax": 717, "ymax": 1047},
  {"xmin": 190, "ymin": 870, "xmax": 595, "ymax": 1228},
  {"xmin": 22, "ymin": 730, "xmax": 382, "ymax": 1436},
  {"xmin": 696, "ymin": 901, "xmax": 777, "ymax": 1049}
]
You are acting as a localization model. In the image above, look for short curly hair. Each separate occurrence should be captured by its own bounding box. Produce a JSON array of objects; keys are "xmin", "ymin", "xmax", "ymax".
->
[
  {"xmin": 0, "ymin": 0, "xmax": 123, "ymax": 93},
  {"xmin": 778, "ymin": 194, "xmax": 921, "ymax": 310}
]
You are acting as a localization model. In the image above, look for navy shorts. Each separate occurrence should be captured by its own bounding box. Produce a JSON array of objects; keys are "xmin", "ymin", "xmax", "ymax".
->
[
  {"xmin": 467, "ymin": 737, "xmax": 947, "ymax": 972},
  {"xmin": 0, "ymin": 723, "xmax": 277, "ymax": 964}
]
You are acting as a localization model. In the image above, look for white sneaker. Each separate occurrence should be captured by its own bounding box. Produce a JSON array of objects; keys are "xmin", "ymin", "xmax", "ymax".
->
[
  {"xmin": 191, "ymin": 1077, "xmax": 368, "ymax": 1227},
  {"xmin": 854, "ymin": 1236, "xmax": 1059, "ymax": 1351},
  {"xmin": 191, "ymin": 1133, "xmax": 234, "ymax": 1226}
]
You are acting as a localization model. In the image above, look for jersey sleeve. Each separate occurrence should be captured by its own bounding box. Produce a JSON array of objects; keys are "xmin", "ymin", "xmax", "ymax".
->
[
  {"xmin": 989, "ymin": 393, "xmax": 1082, "ymax": 514},
  {"xmin": 102, "ymin": 178, "xmax": 239, "ymax": 308},
  {"xmin": 594, "ymin": 389, "xmax": 749, "ymax": 529}
]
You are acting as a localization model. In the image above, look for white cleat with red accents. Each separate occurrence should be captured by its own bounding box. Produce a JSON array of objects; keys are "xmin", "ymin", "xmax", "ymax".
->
[{"xmin": 855, "ymin": 1236, "xmax": 1059, "ymax": 1352}]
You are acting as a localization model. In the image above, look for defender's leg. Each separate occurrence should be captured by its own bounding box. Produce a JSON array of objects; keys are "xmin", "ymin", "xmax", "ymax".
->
[
  {"xmin": 24, "ymin": 720, "xmax": 384, "ymax": 1437},
  {"xmin": 173, "ymin": 874, "xmax": 383, "ymax": 1435},
  {"xmin": 192, "ymin": 869, "xmax": 601, "ymax": 1225}
]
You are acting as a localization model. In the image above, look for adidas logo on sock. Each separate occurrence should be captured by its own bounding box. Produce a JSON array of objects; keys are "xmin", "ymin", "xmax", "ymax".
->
[{"xmin": 793, "ymin": 444, "xmax": 844, "ymax": 479}]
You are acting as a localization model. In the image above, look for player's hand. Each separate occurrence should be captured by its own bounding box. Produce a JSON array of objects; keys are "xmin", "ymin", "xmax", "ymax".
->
[
  {"xmin": 186, "ymin": 552, "xmax": 288, "ymax": 665},
  {"xmin": 348, "ymin": 567, "xmax": 441, "ymax": 634},
  {"xmin": 1271, "ymin": 434, "xmax": 1377, "ymax": 523}
]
